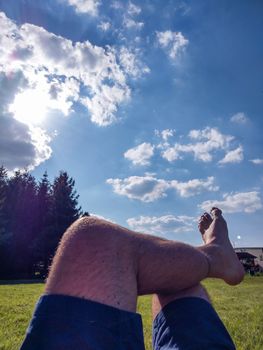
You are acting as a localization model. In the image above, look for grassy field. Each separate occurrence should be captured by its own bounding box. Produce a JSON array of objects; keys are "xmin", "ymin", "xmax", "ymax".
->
[{"xmin": 0, "ymin": 277, "xmax": 262, "ymax": 350}]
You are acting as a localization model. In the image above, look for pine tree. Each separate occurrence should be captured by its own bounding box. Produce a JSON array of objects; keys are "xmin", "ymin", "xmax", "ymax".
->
[
  {"xmin": 7, "ymin": 170, "xmax": 38, "ymax": 278},
  {"xmin": 43, "ymin": 171, "xmax": 82, "ymax": 270},
  {"xmin": 0, "ymin": 166, "xmax": 12, "ymax": 278},
  {"xmin": 0, "ymin": 169, "xmax": 83, "ymax": 279},
  {"xmin": 32, "ymin": 171, "xmax": 53, "ymax": 277}
]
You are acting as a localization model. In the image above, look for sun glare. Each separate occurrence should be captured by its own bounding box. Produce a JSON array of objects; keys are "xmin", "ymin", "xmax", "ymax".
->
[{"xmin": 10, "ymin": 89, "xmax": 50, "ymax": 125}]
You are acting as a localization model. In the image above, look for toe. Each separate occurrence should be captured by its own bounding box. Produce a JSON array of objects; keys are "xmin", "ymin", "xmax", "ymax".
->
[
  {"xmin": 210, "ymin": 207, "xmax": 222, "ymax": 218},
  {"xmin": 198, "ymin": 222, "xmax": 205, "ymax": 234},
  {"xmin": 198, "ymin": 213, "xmax": 212, "ymax": 233},
  {"xmin": 203, "ymin": 212, "xmax": 213, "ymax": 223}
]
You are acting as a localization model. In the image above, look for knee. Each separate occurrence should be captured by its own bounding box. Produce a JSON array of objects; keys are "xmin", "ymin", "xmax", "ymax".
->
[
  {"xmin": 152, "ymin": 284, "xmax": 211, "ymax": 320},
  {"xmin": 59, "ymin": 216, "xmax": 110, "ymax": 249},
  {"xmin": 54, "ymin": 215, "xmax": 138, "ymax": 268}
]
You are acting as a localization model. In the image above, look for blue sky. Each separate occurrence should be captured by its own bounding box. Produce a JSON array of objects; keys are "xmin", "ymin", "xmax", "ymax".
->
[{"xmin": 0, "ymin": 0, "xmax": 262, "ymax": 247}]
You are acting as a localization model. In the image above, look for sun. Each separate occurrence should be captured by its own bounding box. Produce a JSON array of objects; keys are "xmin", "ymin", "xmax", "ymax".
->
[{"xmin": 10, "ymin": 88, "xmax": 50, "ymax": 125}]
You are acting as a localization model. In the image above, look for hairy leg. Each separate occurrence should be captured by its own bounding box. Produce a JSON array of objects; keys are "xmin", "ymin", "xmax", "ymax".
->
[
  {"xmin": 137, "ymin": 208, "xmax": 244, "ymax": 294},
  {"xmin": 152, "ymin": 284, "xmax": 210, "ymax": 320},
  {"xmin": 45, "ymin": 208, "xmax": 244, "ymax": 313},
  {"xmin": 46, "ymin": 216, "xmax": 212, "ymax": 312},
  {"xmin": 45, "ymin": 217, "xmax": 139, "ymax": 312}
]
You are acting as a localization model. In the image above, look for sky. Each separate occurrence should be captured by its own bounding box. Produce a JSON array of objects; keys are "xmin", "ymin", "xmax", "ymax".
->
[{"xmin": 0, "ymin": 0, "xmax": 262, "ymax": 247}]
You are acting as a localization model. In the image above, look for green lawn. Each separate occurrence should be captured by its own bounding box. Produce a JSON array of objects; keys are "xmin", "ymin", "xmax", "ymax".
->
[{"xmin": 0, "ymin": 277, "xmax": 262, "ymax": 350}]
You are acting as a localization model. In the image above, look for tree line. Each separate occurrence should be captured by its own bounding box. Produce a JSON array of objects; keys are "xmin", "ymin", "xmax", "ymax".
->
[{"xmin": 0, "ymin": 166, "xmax": 87, "ymax": 279}]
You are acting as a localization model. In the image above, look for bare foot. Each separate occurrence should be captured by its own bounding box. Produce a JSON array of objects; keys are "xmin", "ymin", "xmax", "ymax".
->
[{"xmin": 198, "ymin": 207, "xmax": 245, "ymax": 285}]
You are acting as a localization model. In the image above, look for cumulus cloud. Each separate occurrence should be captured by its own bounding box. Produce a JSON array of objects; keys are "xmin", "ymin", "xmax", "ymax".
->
[
  {"xmin": 155, "ymin": 129, "xmax": 175, "ymax": 142},
  {"xmin": 107, "ymin": 175, "xmax": 218, "ymax": 202},
  {"xmin": 127, "ymin": 214, "xmax": 195, "ymax": 235},
  {"xmin": 81, "ymin": 84, "xmax": 129, "ymax": 126},
  {"xmin": 111, "ymin": 1, "xmax": 123, "ymax": 10},
  {"xmin": 218, "ymin": 146, "xmax": 244, "ymax": 165},
  {"xmin": 98, "ymin": 21, "xmax": 111, "ymax": 31},
  {"xmin": 127, "ymin": 2, "xmax": 141, "ymax": 16},
  {"xmin": 162, "ymin": 127, "xmax": 235, "ymax": 163},
  {"xmin": 170, "ymin": 176, "xmax": 218, "ymax": 197},
  {"xmin": 200, "ymin": 191, "xmax": 262, "ymax": 213},
  {"xmin": 156, "ymin": 31, "xmax": 188, "ymax": 60},
  {"xmin": 124, "ymin": 142, "xmax": 154, "ymax": 166},
  {"xmin": 249, "ymin": 159, "xmax": 263, "ymax": 165},
  {"xmin": 0, "ymin": 70, "xmax": 52, "ymax": 171},
  {"xmin": 230, "ymin": 112, "xmax": 248, "ymax": 124},
  {"xmin": 161, "ymin": 129, "xmax": 175, "ymax": 141},
  {"xmin": 123, "ymin": 18, "xmax": 144, "ymax": 29},
  {"xmin": 123, "ymin": 2, "xmax": 144, "ymax": 30},
  {"xmin": 0, "ymin": 114, "xmax": 52, "ymax": 171},
  {"xmin": 63, "ymin": 0, "xmax": 101, "ymax": 16},
  {"xmin": 119, "ymin": 47, "xmax": 150, "ymax": 78},
  {"xmin": 0, "ymin": 11, "xmax": 148, "ymax": 127},
  {"xmin": 106, "ymin": 175, "xmax": 169, "ymax": 202}
]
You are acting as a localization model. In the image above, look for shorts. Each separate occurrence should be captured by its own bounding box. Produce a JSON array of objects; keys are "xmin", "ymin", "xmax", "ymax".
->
[
  {"xmin": 153, "ymin": 297, "xmax": 236, "ymax": 350},
  {"xmin": 20, "ymin": 294, "xmax": 236, "ymax": 350}
]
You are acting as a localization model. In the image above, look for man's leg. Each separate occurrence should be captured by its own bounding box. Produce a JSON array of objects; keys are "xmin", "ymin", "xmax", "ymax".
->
[
  {"xmin": 151, "ymin": 208, "xmax": 240, "ymax": 350},
  {"xmin": 152, "ymin": 284, "xmax": 211, "ymax": 321},
  {"xmin": 20, "ymin": 207, "xmax": 244, "ymax": 349},
  {"xmin": 45, "ymin": 208, "xmax": 244, "ymax": 312},
  {"xmin": 136, "ymin": 207, "xmax": 244, "ymax": 296},
  {"xmin": 44, "ymin": 215, "xmax": 209, "ymax": 311}
]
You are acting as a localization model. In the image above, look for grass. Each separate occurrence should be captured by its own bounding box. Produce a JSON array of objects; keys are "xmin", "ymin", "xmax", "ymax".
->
[{"xmin": 0, "ymin": 277, "xmax": 262, "ymax": 350}]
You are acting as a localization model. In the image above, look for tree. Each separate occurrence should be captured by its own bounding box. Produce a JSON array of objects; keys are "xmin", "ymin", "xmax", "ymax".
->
[
  {"xmin": 6, "ymin": 170, "xmax": 38, "ymax": 278},
  {"xmin": 32, "ymin": 171, "xmax": 53, "ymax": 277},
  {"xmin": 0, "ymin": 169, "xmax": 83, "ymax": 279},
  {"xmin": 41, "ymin": 171, "xmax": 82, "ymax": 271},
  {"xmin": 0, "ymin": 166, "xmax": 11, "ymax": 278}
]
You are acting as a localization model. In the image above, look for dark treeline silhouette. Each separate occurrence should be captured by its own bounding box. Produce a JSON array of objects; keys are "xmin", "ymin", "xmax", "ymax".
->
[{"xmin": 0, "ymin": 166, "xmax": 86, "ymax": 280}]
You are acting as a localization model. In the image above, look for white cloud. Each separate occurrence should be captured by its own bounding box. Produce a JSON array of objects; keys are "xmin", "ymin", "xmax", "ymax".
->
[
  {"xmin": 170, "ymin": 176, "xmax": 218, "ymax": 197},
  {"xmin": 107, "ymin": 175, "xmax": 218, "ymax": 202},
  {"xmin": 0, "ymin": 12, "xmax": 148, "ymax": 127},
  {"xmin": 0, "ymin": 70, "xmax": 52, "ymax": 171},
  {"xmin": 161, "ymin": 129, "xmax": 175, "ymax": 141},
  {"xmin": 127, "ymin": 214, "xmax": 195, "ymax": 235},
  {"xmin": 123, "ymin": 17, "xmax": 144, "ymax": 29},
  {"xmin": 98, "ymin": 21, "xmax": 111, "ymax": 31},
  {"xmin": 106, "ymin": 175, "xmax": 169, "ymax": 202},
  {"xmin": 156, "ymin": 31, "xmax": 188, "ymax": 60},
  {"xmin": 200, "ymin": 191, "xmax": 262, "ymax": 214},
  {"xmin": 63, "ymin": 0, "xmax": 101, "ymax": 16},
  {"xmin": 250, "ymin": 159, "xmax": 263, "ymax": 165},
  {"xmin": 230, "ymin": 112, "xmax": 248, "ymax": 124},
  {"xmin": 29, "ymin": 126, "xmax": 53, "ymax": 168},
  {"xmin": 155, "ymin": 129, "xmax": 175, "ymax": 142},
  {"xmin": 127, "ymin": 2, "xmax": 141, "ymax": 16},
  {"xmin": 162, "ymin": 127, "xmax": 235, "ymax": 163},
  {"xmin": 124, "ymin": 142, "xmax": 154, "ymax": 166},
  {"xmin": 111, "ymin": 1, "xmax": 123, "ymax": 10},
  {"xmin": 123, "ymin": 2, "xmax": 143, "ymax": 29},
  {"xmin": 81, "ymin": 84, "xmax": 130, "ymax": 126},
  {"xmin": 0, "ymin": 114, "xmax": 52, "ymax": 171},
  {"xmin": 218, "ymin": 146, "xmax": 244, "ymax": 165},
  {"xmin": 119, "ymin": 47, "xmax": 150, "ymax": 78},
  {"xmin": 161, "ymin": 146, "xmax": 182, "ymax": 162}
]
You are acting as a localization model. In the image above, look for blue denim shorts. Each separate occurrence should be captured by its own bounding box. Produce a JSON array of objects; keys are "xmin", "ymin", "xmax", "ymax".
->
[
  {"xmin": 20, "ymin": 294, "xmax": 235, "ymax": 350},
  {"xmin": 153, "ymin": 297, "xmax": 236, "ymax": 350}
]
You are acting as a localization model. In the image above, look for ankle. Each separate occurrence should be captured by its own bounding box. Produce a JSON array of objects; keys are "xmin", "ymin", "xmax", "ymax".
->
[{"xmin": 198, "ymin": 243, "xmax": 221, "ymax": 279}]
